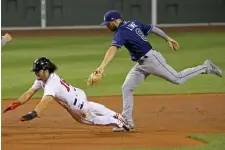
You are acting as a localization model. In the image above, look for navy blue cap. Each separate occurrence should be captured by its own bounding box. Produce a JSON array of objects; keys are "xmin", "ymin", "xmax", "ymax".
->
[
  {"xmin": 101, "ymin": 10, "xmax": 122, "ymax": 25},
  {"xmin": 31, "ymin": 57, "xmax": 51, "ymax": 72}
]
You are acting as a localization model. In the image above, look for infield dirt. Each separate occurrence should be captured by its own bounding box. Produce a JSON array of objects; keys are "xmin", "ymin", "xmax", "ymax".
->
[{"xmin": 2, "ymin": 93, "xmax": 225, "ymax": 150}]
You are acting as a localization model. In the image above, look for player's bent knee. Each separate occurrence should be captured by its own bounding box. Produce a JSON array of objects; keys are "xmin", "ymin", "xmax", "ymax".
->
[
  {"xmin": 89, "ymin": 101, "xmax": 102, "ymax": 107},
  {"xmin": 172, "ymin": 80, "xmax": 182, "ymax": 85},
  {"xmin": 170, "ymin": 78, "xmax": 184, "ymax": 85},
  {"xmin": 122, "ymin": 84, "xmax": 134, "ymax": 93},
  {"xmin": 167, "ymin": 73, "xmax": 184, "ymax": 85}
]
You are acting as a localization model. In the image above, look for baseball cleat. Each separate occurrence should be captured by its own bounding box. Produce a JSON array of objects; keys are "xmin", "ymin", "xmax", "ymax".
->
[
  {"xmin": 112, "ymin": 126, "xmax": 135, "ymax": 132},
  {"xmin": 114, "ymin": 113, "xmax": 131, "ymax": 131},
  {"xmin": 204, "ymin": 60, "xmax": 223, "ymax": 77}
]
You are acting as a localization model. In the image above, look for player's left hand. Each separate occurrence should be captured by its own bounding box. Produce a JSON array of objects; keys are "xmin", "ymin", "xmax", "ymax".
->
[
  {"xmin": 20, "ymin": 111, "xmax": 38, "ymax": 121},
  {"xmin": 167, "ymin": 38, "xmax": 179, "ymax": 51},
  {"xmin": 87, "ymin": 67, "xmax": 104, "ymax": 86},
  {"xmin": 2, "ymin": 33, "xmax": 12, "ymax": 42}
]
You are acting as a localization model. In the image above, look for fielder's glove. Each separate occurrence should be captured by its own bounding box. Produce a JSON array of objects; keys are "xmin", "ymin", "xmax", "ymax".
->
[{"xmin": 87, "ymin": 67, "xmax": 104, "ymax": 86}]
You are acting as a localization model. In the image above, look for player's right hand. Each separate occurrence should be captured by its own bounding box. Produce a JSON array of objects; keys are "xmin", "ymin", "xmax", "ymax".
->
[
  {"xmin": 2, "ymin": 33, "xmax": 12, "ymax": 42},
  {"xmin": 167, "ymin": 38, "xmax": 179, "ymax": 51},
  {"xmin": 87, "ymin": 67, "xmax": 104, "ymax": 86},
  {"xmin": 3, "ymin": 102, "xmax": 21, "ymax": 113},
  {"xmin": 95, "ymin": 67, "xmax": 104, "ymax": 74}
]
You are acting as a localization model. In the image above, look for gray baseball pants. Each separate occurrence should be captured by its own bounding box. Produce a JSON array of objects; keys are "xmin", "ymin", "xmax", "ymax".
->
[{"xmin": 122, "ymin": 49, "xmax": 207, "ymax": 126}]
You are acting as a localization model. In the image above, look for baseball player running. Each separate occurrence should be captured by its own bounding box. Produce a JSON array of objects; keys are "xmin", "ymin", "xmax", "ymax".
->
[
  {"xmin": 1, "ymin": 33, "xmax": 12, "ymax": 47},
  {"xmin": 89, "ymin": 10, "xmax": 223, "ymax": 132},
  {"xmin": 3, "ymin": 57, "xmax": 130, "ymax": 131}
]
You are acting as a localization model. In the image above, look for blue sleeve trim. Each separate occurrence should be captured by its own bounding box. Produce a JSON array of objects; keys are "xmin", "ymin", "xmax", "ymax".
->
[
  {"xmin": 146, "ymin": 25, "xmax": 153, "ymax": 35},
  {"xmin": 111, "ymin": 44, "xmax": 122, "ymax": 48}
]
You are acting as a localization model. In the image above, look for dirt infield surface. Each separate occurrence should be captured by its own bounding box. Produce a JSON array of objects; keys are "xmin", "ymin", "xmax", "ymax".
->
[{"xmin": 2, "ymin": 93, "xmax": 225, "ymax": 150}]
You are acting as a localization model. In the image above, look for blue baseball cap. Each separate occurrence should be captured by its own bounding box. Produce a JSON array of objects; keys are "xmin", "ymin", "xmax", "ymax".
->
[{"xmin": 101, "ymin": 10, "xmax": 122, "ymax": 25}]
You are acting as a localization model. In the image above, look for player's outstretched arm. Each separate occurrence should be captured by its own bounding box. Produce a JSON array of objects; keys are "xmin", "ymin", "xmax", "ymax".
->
[
  {"xmin": 151, "ymin": 26, "xmax": 179, "ymax": 51},
  {"xmin": 19, "ymin": 95, "xmax": 54, "ymax": 121},
  {"xmin": 99, "ymin": 46, "xmax": 118, "ymax": 69},
  {"xmin": 87, "ymin": 46, "xmax": 118, "ymax": 86},
  {"xmin": 3, "ymin": 88, "xmax": 38, "ymax": 113}
]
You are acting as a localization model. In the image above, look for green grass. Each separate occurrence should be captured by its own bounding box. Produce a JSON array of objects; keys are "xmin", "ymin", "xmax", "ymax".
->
[
  {"xmin": 90, "ymin": 134, "xmax": 225, "ymax": 150},
  {"xmin": 2, "ymin": 32, "xmax": 225, "ymax": 99},
  {"xmin": 2, "ymin": 33, "xmax": 225, "ymax": 150}
]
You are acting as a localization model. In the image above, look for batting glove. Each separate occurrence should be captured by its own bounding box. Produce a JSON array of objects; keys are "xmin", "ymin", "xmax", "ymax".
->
[
  {"xmin": 20, "ymin": 111, "xmax": 38, "ymax": 121},
  {"xmin": 3, "ymin": 102, "xmax": 21, "ymax": 113}
]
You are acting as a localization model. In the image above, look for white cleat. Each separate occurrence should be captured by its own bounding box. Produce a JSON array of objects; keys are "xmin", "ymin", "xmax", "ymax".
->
[
  {"xmin": 204, "ymin": 60, "xmax": 223, "ymax": 77},
  {"xmin": 114, "ymin": 113, "xmax": 131, "ymax": 132},
  {"xmin": 113, "ymin": 113, "xmax": 134, "ymax": 132}
]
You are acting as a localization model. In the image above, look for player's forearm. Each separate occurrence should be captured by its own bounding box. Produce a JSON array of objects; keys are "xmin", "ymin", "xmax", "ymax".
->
[
  {"xmin": 3, "ymin": 89, "xmax": 36, "ymax": 113},
  {"xmin": 34, "ymin": 100, "xmax": 49, "ymax": 115},
  {"xmin": 20, "ymin": 96, "xmax": 53, "ymax": 122},
  {"xmin": 18, "ymin": 90, "xmax": 35, "ymax": 104},
  {"xmin": 34, "ymin": 95, "xmax": 53, "ymax": 115},
  {"xmin": 100, "ymin": 47, "xmax": 117, "ymax": 68},
  {"xmin": 1, "ymin": 39, "xmax": 7, "ymax": 47},
  {"xmin": 151, "ymin": 26, "xmax": 169, "ymax": 41}
]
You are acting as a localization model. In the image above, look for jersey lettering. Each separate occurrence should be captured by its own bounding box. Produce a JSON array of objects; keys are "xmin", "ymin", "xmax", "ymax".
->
[
  {"xmin": 135, "ymin": 28, "xmax": 148, "ymax": 42},
  {"xmin": 126, "ymin": 22, "xmax": 138, "ymax": 31},
  {"xmin": 60, "ymin": 79, "xmax": 70, "ymax": 92}
]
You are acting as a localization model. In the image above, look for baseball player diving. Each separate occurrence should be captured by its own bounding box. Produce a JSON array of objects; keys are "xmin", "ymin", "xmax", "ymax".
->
[
  {"xmin": 88, "ymin": 10, "xmax": 223, "ymax": 132},
  {"xmin": 3, "ymin": 57, "xmax": 130, "ymax": 131}
]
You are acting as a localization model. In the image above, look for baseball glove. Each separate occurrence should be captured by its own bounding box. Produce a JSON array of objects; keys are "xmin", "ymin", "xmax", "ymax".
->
[{"xmin": 87, "ymin": 68, "xmax": 104, "ymax": 86}]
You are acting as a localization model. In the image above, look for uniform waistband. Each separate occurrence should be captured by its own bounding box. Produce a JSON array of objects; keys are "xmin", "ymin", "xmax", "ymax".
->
[{"xmin": 137, "ymin": 49, "xmax": 154, "ymax": 64}]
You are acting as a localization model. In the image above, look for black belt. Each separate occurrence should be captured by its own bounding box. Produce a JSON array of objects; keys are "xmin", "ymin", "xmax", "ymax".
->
[{"xmin": 137, "ymin": 55, "xmax": 148, "ymax": 64}]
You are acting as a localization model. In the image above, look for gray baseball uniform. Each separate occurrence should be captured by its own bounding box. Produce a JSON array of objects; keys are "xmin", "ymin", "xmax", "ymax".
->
[
  {"xmin": 1, "ymin": 39, "xmax": 7, "ymax": 47},
  {"xmin": 111, "ymin": 20, "xmax": 208, "ymax": 127}
]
